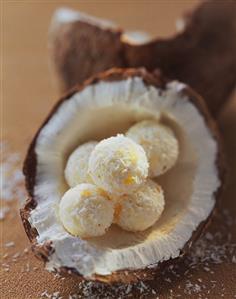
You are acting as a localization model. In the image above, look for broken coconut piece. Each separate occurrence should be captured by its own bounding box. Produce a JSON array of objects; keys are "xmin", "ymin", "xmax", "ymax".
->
[
  {"xmin": 126, "ymin": 120, "xmax": 179, "ymax": 177},
  {"xmin": 88, "ymin": 134, "xmax": 149, "ymax": 196},
  {"xmin": 21, "ymin": 68, "xmax": 223, "ymax": 283},
  {"xmin": 49, "ymin": 8, "xmax": 124, "ymax": 91},
  {"xmin": 65, "ymin": 141, "xmax": 97, "ymax": 187},
  {"xmin": 59, "ymin": 184, "xmax": 114, "ymax": 238},
  {"xmin": 49, "ymin": 2, "xmax": 236, "ymax": 116},
  {"xmin": 115, "ymin": 179, "xmax": 165, "ymax": 232}
]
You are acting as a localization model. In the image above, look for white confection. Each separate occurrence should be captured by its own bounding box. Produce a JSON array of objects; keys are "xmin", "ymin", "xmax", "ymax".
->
[
  {"xmin": 115, "ymin": 180, "xmax": 165, "ymax": 232},
  {"xmin": 65, "ymin": 141, "xmax": 97, "ymax": 187},
  {"xmin": 88, "ymin": 135, "xmax": 149, "ymax": 196},
  {"xmin": 59, "ymin": 184, "xmax": 114, "ymax": 238},
  {"xmin": 126, "ymin": 120, "xmax": 179, "ymax": 177}
]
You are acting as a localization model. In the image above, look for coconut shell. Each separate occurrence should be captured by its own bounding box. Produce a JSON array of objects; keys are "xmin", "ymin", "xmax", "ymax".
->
[
  {"xmin": 50, "ymin": 1, "xmax": 236, "ymax": 116},
  {"xmin": 49, "ymin": 16, "xmax": 125, "ymax": 91},
  {"xmin": 125, "ymin": 0, "xmax": 236, "ymax": 116},
  {"xmin": 21, "ymin": 68, "xmax": 225, "ymax": 283}
]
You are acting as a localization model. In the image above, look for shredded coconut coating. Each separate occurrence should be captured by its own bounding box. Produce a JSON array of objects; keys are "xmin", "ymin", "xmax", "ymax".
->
[
  {"xmin": 126, "ymin": 120, "xmax": 179, "ymax": 177},
  {"xmin": 115, "ymin": 180, "xmax": 165, "ymax": 232},
  {"xmin": 59, "ymin": 184, "xmax": 114, "ymax": 238},
  {"xmin": 88, "ymin": 135, "xmax": 149, "ymax": 196},
  {"xmin": 65, "ymin": 141, "xmax": 97, "ymax": 187}
]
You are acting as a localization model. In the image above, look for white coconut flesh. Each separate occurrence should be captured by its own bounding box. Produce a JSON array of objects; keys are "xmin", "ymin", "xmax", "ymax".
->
[
  {"xmin": 51, "ymin": 7, "xmax": 152, "ymax": 45},
  {"xmin": 29, "ymin": 77, "xmax": 220, "ymax": 278},
  {"xmin": 51, "ymin": 7, "xmax": 119, "ymax": 31}
]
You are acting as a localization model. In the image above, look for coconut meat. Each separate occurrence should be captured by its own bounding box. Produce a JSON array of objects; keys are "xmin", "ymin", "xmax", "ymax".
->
[
  {"xmin": 121, "ymin": 31, "xmax": 152, "ymax": 45},
  {"xmin": 51, "ymin": 7, "xmax": 118, "ymax": 30},
  {"xmin": 52, "ymin": 7, "xmax": 152, "ymax": 46},
  {"xmin": 29, "ymin": 77, "xmax": 220, "ymax": 277}
]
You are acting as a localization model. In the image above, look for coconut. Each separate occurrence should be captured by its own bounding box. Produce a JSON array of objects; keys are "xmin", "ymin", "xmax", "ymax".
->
[
  {"xmin": 49, "ymin": 8, "xmax": 124, "ymax": 91},
  {"xmin": 49, "ymin": 3, "xmax": 236, "ymax": 116},
  {"xmin": 21, "ymin": 68, "xmax": 224, "ymax": 283}
]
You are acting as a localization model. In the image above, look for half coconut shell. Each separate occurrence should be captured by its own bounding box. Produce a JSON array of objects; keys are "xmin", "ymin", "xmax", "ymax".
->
[
  {"xmin": 49, "ymin": 1, "xmax": 236, "ymax": 116},
  {"xmin": 21, "ymin": 68, "xmax": 224, "ymax": 283}
]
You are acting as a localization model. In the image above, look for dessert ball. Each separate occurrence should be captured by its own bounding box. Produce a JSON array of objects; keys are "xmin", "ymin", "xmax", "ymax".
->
[
  {"xmin": 88, "ymin": 134, "xmax": 149, "ymax": 196},
  {"xmin": 126, "ymin": 120, "xmax": 179, "ymax": 177},
  {"xmin": 59, "ymin": 183, "xmax": 114, "ymax": 238},
  {"xmin": 65, "ymin": 141, "xmax": 97, "ymax": 187},
  {"xmin": 115, "ymin": 180, "xmax": 165, "ymax": 232}
]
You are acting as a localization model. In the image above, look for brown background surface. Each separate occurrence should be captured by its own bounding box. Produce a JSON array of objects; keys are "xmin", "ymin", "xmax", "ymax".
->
[{"xmin": 1, "ymin": 1, "xmax": 236, "ymax": 298}]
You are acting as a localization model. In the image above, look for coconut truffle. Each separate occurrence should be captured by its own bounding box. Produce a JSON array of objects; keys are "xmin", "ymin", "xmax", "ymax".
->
[
  {"xmin": 65, "ymin": 141, "xmax": 97, "ymax": 187},
  {"xmin": 88, "ymin": 134, "xmax": 149, "ymax": 196},
  {"xmin": 126, "ymin": 120, "xmax": 179, "ymax": 177},
  {"xmin": 115, "ymin": 180, "xmax": 165, "ymax": 232},
  {"xmin": 59, "ymin": 183, "xmax": 114, "ymax": 238}
]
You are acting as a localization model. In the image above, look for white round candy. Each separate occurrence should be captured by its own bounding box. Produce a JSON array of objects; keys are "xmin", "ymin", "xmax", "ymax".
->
[
  {"xmin": 126, "ymin": 120, "xmax": 179, "ymax": 177},
  {"xmin": 115, "ymin": 180, "xmax": 165, "ymax": 232},
  {"xmin": 88, "ymin": 134, "xmax": 149, "ymax": 196},
  {"xmin": 59, "ymin": 184, "xmax": 114, "ymax": 238},
  {"xmin": 65, "ymin": 141, "xmax": 97, "ymax": 187}
]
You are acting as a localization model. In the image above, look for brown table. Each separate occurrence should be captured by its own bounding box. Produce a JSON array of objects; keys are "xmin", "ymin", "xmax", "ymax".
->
[{"xmin": 1, "ymin": 1, "xmax": 236, "ymax": 298}]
